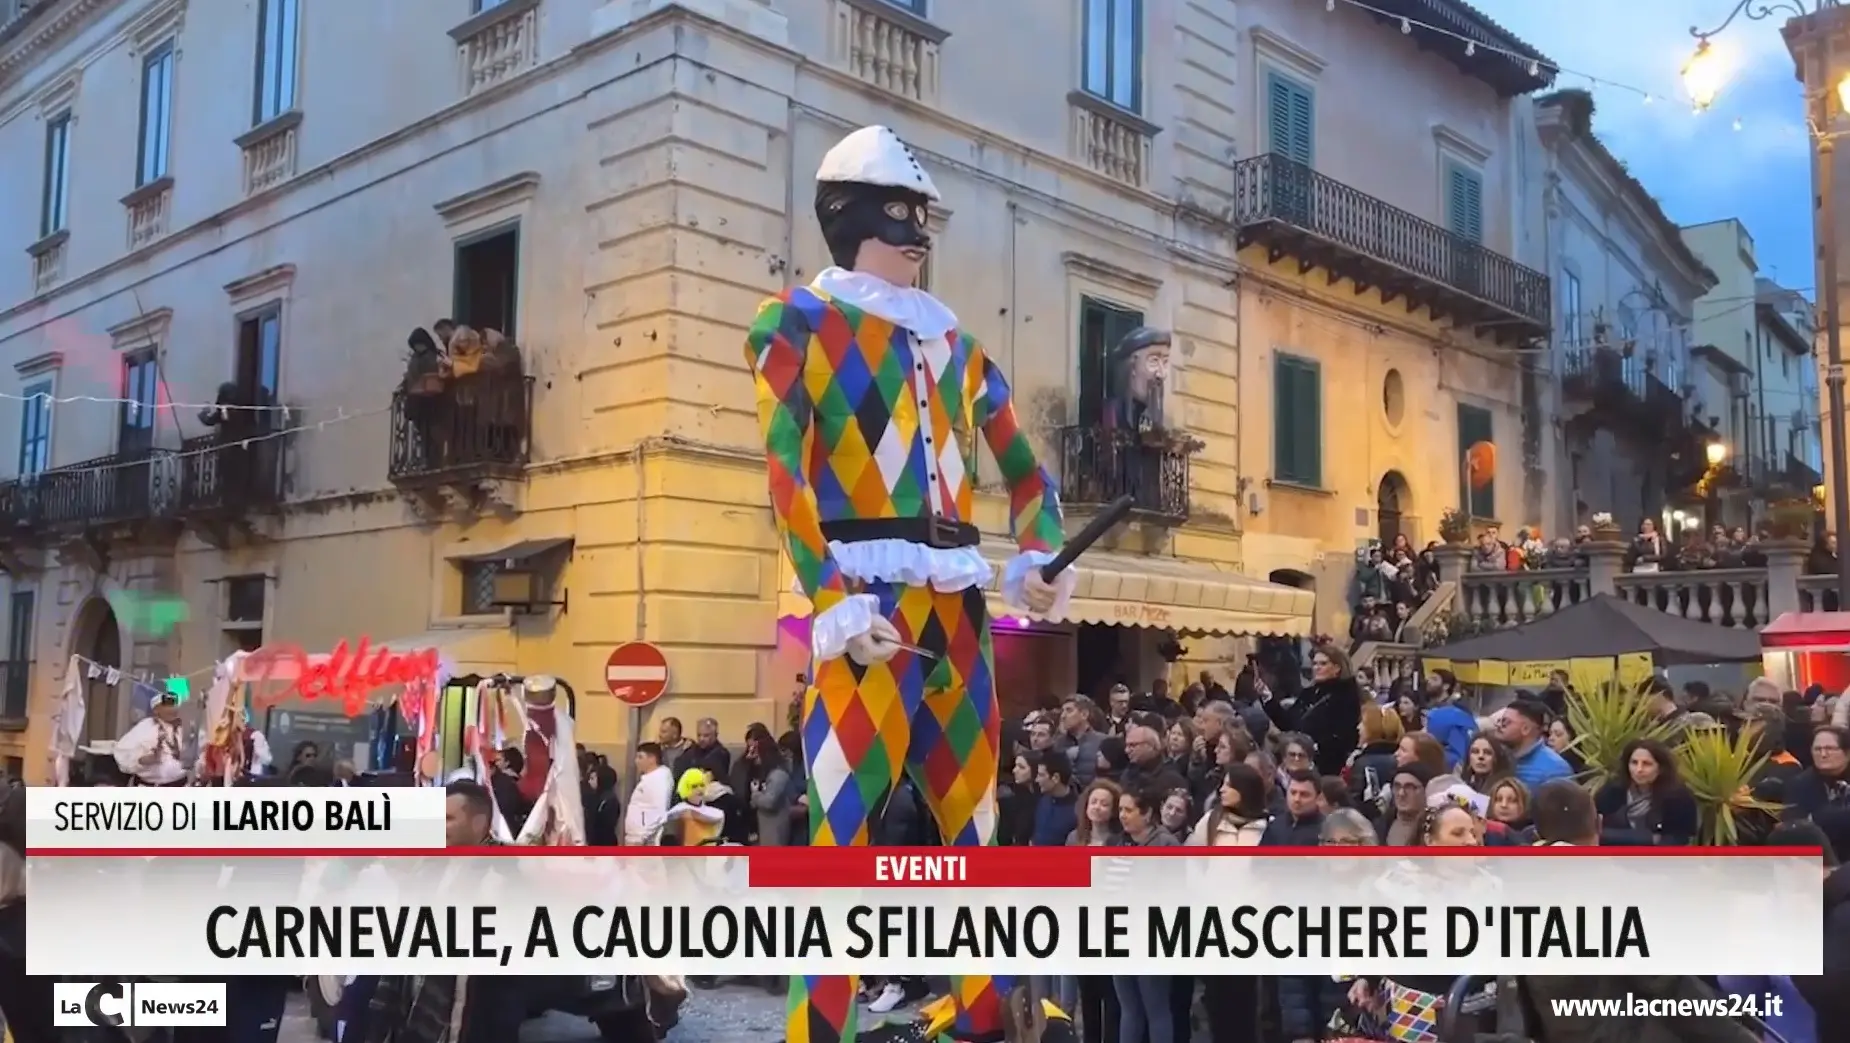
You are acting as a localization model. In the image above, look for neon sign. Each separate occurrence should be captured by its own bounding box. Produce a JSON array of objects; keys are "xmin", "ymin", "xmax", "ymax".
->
[{"xmin": 243, "ymin": 637, "xmax": 441, "ymax": 717}]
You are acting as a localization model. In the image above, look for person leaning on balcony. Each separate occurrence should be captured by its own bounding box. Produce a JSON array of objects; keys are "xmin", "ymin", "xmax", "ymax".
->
[{"xmin": 402, "ymin": 328, "xmax": 449, "ymax": 462}]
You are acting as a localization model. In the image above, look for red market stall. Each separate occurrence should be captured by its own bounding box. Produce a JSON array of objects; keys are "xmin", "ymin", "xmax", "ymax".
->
[{"xmin": 1759, "ymin": 611, "xmax": 1850, "ymax": 693}]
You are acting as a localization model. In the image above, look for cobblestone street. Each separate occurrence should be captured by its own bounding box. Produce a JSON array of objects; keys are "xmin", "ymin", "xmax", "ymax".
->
[{"xmin": 275, "ymin": 982, "xmax": 793, "ymax": 1043}]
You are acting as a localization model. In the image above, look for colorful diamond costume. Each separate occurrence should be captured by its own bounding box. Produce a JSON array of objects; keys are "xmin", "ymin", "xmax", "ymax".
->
[{"xmin": 745, "ymin": 126, "xmax": 1075, "ymax": 1043}]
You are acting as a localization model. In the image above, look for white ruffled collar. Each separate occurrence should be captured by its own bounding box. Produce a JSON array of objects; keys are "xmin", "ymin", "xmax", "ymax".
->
[{"xmin": 810, "ymin": 267, "xmax": 958, "ymax": 340}]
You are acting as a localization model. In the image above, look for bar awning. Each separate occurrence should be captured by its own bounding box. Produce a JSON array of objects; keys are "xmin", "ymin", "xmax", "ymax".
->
[
  {"xmin": 456, "ymin": 537, "xmax": 573, "ymax": 564},
  {"xmin": 777, "ymin": 544, "xmax": 1314, "ymax": 637},
  {"xmin": 979, "ymin": 544, "xmax": 1313, "ymax": 637}
]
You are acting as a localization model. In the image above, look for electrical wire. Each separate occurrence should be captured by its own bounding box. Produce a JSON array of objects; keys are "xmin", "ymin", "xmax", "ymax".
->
[
  {"xmin": 0, "ymin": 389, "xmax": 290, "ymax": 411},
  {"xmin": 11, "ymin": 403, "xmax": 389, "ymax": 477}
]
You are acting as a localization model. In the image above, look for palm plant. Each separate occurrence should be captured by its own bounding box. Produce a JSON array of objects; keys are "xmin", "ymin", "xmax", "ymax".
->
[
  {"xmin": 1562, "ymin": 680, "xmax": 1671, "ymax": 789},
  {"xmin": 1675, "ymin": 725, "xmax": 1781, "ymax": 846}
]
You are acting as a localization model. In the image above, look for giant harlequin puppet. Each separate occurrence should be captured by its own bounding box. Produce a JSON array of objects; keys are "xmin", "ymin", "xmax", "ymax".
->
[{"xmin": 745, "ymin": 125, "xmax": 1077, "ymax": 1043}]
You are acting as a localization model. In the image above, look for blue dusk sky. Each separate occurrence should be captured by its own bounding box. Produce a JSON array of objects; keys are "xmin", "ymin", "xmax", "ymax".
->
[{"xmin": 1473, "ymin": 0, "xmax": 1818, "ymax": 296}]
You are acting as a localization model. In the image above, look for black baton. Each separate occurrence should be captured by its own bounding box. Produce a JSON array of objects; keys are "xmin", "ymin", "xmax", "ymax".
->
[{"xmin": 1039, "ymin": 495, "xmax": 1135, "ymax": 582}]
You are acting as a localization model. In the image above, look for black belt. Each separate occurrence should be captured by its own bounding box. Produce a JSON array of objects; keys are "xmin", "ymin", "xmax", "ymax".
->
[{"xmin": 822, "ymin": 516, "xmax": 980, "ymax": 549}]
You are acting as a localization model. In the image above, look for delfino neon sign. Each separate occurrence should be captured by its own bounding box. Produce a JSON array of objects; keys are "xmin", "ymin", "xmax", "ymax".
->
[{"xmin": 243, "ymin": 637, "xmax": 442, "ymax": 717}]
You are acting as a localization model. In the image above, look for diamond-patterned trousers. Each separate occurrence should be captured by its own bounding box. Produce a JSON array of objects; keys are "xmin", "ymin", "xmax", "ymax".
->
[{"xmin": 786, "ymin": 579, "xmax": 1007, "ymax": 1043}]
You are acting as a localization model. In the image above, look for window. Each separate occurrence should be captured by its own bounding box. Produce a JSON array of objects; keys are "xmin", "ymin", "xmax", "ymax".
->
[
  {"xmin": 1457, "ymin": 402, "xmax": 1495, "ymax": 519},
  {"xmin": 137, "ymin": 41, "xmax": 175, "ymax": 186},
  {"xmin": 225, "ymin": 575, "xmax": 266, "ymax": 624},
  {"xmin": 41, "ymin": 112, "xmax": 71, "ymax": 237},
  {"xmin": 119, "ymin": 352, "xmax": 158, "ymax": 452},
  {"xmin": 16, "ymin": 382, "xmax": 50, "ymax": 477},
  {"xmin": 220, "ymin": 574, "xmax": 266, "ymax": 654},
  {"xmin": 454, "ymin": 225, "xmax": 520, "ymax": 337},
  {"xmin": 881, "ymin": 0, "xmax": 926, "ymax": 10},
  {"xmin": 252, "ymin": 0, "xmax": 298, "ymax": 125},
  {"xmin": 3, "ymin": 590, "xmax": 32, "ymax": 719},
  {"xmin": 1076, "ymin": 295, "xmax": 1145, "ymax": 425},
  {"xmin": 472, "ymin": 0, "xmax": 510, "ymax": 9},
  {"xmin": 1444, "ymin": 160, "xmax": 1484, "ymax": 243},
  {"xmin": 237, "ymin": 307, "xmax": 282, "ymax": 417},
  {"xmin": 1082, "ymin": 0, "xmax": 1142, "ymax": 113},
  {"xmin": 462, "ymin": 561, "xmax": 501, "ymax": 614},
  {"xmin": 1264, "ymin": 70, "xmax": 1314, "ymax": 166},
  {"xmin": 1272, "ymin": 353, "xmax": 1322, "ymax": 487},
  {"xmin": 1561, "ymin": 269, "xmax": 1582, "ymax": 347}
]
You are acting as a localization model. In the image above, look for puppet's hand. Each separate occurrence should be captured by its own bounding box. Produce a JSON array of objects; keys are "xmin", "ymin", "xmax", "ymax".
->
[
  {"xmin": 1020, "ymin": 571, "xmax": 1060, "ymax": 614},
  {"xmin": 846, "ymin": 616, "xmax": 903, "ymax": 665}
]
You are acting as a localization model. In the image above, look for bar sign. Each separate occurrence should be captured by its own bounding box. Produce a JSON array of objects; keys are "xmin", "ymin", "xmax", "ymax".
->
[{"xmin": 53, "ymin": 982, "xmax": 227, "ymax": 1027}]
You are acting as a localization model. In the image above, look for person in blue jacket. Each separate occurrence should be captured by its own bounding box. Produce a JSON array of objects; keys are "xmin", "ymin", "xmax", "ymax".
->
[
  {"xmin": 1422, "ymin": 670, "xmax": 1477, "ymax": 770},
  {"xmin": 1031, "ymin": 749, "xmax": 1080, "ymax": 846}
]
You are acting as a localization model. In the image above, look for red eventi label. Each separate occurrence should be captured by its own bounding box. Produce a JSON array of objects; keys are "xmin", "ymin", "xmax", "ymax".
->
[{"xmin": 747, "ymin": 848, "xmax": 1094, "ymax": 888}]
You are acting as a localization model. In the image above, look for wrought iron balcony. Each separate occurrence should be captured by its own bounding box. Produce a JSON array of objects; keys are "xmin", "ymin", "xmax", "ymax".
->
[
  {"xmin": 1231, "ymin": 153, "xmax": 1550, "ymax": 341},
  {"xmin": 177, "ymin": 433, "xmax": 284, "ymax": 516},
  {"xmin": 1561, "ymin": 346, "xmax": 1646, "ymax": 403},
  {"xmin": 0, "ymin": 448, "xmax": 179, "ymax": 533},
  {"xmin": 1562, "ymin": 346, "xmax": 1689, "ymax": 436},
  {"xmin": 389, "ymin": 373, "xmax": 534, "ymax": 482},
  {"xmin": 0, "ymin": 660, "xmax": 27, "ymax": 722},
  {"xmin": 1058, "ymin": 423, "xmax": 1193, "ymax": 523}
]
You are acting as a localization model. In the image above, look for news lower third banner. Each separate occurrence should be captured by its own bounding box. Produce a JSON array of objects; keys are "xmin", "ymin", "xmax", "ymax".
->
[
  {"xmin": 26, "ymin": 786, "xmax": 444, "ymax": 850},
  {"xmin": 24, "ymin": 849, "xmax": 1823, "ymax": 977}
]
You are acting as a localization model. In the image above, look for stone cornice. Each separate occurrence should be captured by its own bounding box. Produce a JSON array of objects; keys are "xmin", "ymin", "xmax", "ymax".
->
[
  {"xmin": 0, "ymin": 0, "xmax": 115, "ymax": 83},
  {"xmin": 106, "ymin": 305, "xmax": 170, "ymax": 350}
]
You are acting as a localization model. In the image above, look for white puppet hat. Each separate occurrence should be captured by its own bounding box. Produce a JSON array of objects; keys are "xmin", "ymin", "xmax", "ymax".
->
[{"xmin": 816, "ymin": 125, "xmax": 941, "ymax": 201}]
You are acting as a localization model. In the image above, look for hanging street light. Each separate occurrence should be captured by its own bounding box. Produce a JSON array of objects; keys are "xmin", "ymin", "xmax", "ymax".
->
[
  {"xmin": 1686, "ymin": 2, "xmax": 1840, "ymax": 108},
  {"xmin": 1682, "ymin": 39, "xmax": 1732, "ymax": 109},
  {"xmin": 1693, "ymin": 0, "xmax": 1849, "ymax": 599}
]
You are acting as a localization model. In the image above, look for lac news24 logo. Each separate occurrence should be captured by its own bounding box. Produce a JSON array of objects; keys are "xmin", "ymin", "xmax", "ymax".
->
[{"xmin": 53, "ymin": 982, "xmax": 227, "ymax": 1028}]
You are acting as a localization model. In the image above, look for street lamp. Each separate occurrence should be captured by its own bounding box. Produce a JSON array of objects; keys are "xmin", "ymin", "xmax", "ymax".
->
[
  {"xmin": 1706, "ymin": 441, "xmax": 1730, "ymax": 467},
  {"xmin": 1688, "ymin": 0, "xmax": 1850, "ymax": 604}
]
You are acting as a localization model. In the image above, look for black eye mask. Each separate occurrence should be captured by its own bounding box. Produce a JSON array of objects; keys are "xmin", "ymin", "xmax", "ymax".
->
[{"xmin": 816, "ymin": 182, "xmax": 932, "ymax": 269}]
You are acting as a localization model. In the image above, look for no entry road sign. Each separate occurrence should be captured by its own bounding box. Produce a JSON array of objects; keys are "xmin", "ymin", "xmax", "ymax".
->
[{"xmin": 605, "ymin": 642, "xmax": 670, "ymax": 707}]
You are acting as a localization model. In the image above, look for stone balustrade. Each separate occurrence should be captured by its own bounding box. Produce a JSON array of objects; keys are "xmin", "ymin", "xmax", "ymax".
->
[{"xmin": 1446, "ymin": 538, "xmax": 1812, "ymax": 636}]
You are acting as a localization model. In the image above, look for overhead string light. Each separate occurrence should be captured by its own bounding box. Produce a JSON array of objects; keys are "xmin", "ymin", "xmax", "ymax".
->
[
  {"xmin": 1318, "ymin": 0, "xmax": 1800, "ymax": 137},
  {"xmin": 7, "ymin": 404, "xmax": 388, "ymax": 475}
]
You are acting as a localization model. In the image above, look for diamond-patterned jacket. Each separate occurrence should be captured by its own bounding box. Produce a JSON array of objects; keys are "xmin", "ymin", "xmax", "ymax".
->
[{"xmin": 746, "ymin": 286, "xmax": 1064, "ymax": 616}]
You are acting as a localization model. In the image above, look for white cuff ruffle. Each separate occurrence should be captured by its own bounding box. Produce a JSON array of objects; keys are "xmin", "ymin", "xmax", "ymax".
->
[
  {"xmin": 811, "ymin": 593, "xmax": 881, "ymax": 661},
  {"xmin": 1001, "ymin": 550, "xmax": 1076, "ymax": 618},
  {"xmin": 788, "ymin": 540, "xmax": 994, "ymax": 596}
]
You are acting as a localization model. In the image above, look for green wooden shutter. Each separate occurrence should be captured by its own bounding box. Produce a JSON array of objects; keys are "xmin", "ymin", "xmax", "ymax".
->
[
  {"xmin": 1446, "ymin": 163, "xmax": 1483, "ymax": 243},
  {"xmin": 1266, "ymin": 72, "xmax": 1314, "ymax": 166},
  {"xmin": 1457, "ymin": 403, "xmax": 1494, "ymax": 518},
  {"xmin": 1274, "ymin": 355, "xmax": 1321, "ymax": 486}
]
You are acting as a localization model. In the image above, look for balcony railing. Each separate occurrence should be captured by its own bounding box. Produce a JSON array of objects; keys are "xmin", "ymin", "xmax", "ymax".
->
[
  {"xmin": 0, "ymin": 660, "xmax": 26, "ymax": 721},
  {"xmin": 0, "ymin": 448, "xmax": 179, "ymax": 532},
  {"xmin": 1231, "ymin": 153, "xmax": 1549, "ymax": 334},
  {"xmin": 1057, "ymin": 424, "xmax": 1191, "ymax": 522},
  {"xmin": 389, "ymin": 373, "xmax": 534, "ymax": 481},
  {"xmin": 178, "ymin": 433, "xmax": 284, "ymax": 515}
]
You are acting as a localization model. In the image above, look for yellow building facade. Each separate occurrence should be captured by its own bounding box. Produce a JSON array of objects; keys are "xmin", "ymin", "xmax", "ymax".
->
[
  {"xmin": 0, "ymin": 0, "xmax": 1328, "ymax": 778},
  {"xmin": 1224, "ymin": 1, "xmax": 1554, "ymax": 628}
]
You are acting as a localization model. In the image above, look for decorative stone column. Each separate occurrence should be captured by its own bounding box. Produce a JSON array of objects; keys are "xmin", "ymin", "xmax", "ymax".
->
[
  {"xmin": 1582, "ymin": 540, "xmax": 1627, "ymax": 598},
  {"xmin": 1434, "ymin": 544, "xmax": 1472, "ymax": 587},
  {"xmin": 1760, "ymin": 538, "xmax": 1810, "ymax": 621}
]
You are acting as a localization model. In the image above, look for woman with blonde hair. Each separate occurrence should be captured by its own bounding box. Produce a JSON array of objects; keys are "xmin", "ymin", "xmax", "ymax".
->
[
  {"xmin": 1067, "ymin": 778, "xmax": 1123, "ymax": 847},
  {"xmin": 1346, "ymin": 701, "xmax": 1403, "ymax": 805},
  {"xmin": 1266, "ymin": 641, "xmax": 1363, "ymax": 775},
  {"xmin": 1486, "ymin": 776, "xmax": 1534, "ymax": 844}
]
